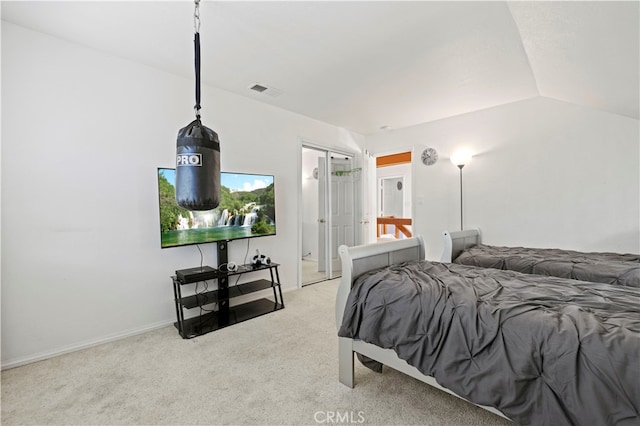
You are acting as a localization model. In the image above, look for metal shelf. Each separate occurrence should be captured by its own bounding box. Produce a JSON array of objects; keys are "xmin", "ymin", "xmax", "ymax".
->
[
  {"xmin": 179, "ymin": 279, "xmax": 275, "ymax": 309},
  {"xmin": 174, "ymin": 298, "xmax": 284, "ymax": 338},
  {"xmin": 172, "ymin": 261, "xmax": 284, "ymax": 339}
]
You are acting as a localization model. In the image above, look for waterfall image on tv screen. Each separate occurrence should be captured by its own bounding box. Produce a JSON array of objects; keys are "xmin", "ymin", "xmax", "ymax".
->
[{"xmin": 157, "ymin": 168, "xmax": 276, "ymax": 248}]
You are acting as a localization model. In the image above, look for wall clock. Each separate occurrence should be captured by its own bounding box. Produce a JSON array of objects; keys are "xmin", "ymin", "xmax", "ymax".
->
[{"xmin": 421, "ymin": 147, "xmax": 438, "ymax": 166}]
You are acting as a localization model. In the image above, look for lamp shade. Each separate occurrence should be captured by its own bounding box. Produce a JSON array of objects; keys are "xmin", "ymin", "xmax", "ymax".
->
[{"xmin": 450, "ymin": 151, "xmax": 472, "ymax": 167}]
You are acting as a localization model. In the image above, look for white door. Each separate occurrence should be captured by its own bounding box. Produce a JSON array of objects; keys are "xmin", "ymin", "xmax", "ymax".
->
[
  {"xmin": 358, "ymin": 151, "xmax": 376, "ymax": 245},
  {"xmin": 317, "ymin": 156, "xmax": 327, "ymax": 273},
  {"xmin": 329, "ymin": 157, "xmax": 355, "ymax": 275},
  {"xmin": 302, "ymin": 144, "xmax": 357, "ymax": 285}
]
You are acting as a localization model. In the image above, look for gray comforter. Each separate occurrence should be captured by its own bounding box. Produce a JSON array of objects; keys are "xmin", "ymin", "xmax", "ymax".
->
[
  {"xmin": 338, "ymin": 260, "xmax": 640, "ymax": 425},
  {"xmin": 454, "ymin": 244, "xmax": 640, "ymax": 288}
]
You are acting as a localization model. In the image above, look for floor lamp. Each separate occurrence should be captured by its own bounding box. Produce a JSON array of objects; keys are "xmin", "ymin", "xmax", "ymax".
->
[{"xmin": 450, "ymin": 152, "xmax": 472, "ymax": 231}]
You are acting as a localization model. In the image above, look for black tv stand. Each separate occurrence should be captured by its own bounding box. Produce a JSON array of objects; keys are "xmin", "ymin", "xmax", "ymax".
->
[{"xmin": 171, "ymin": 241, "xmax": 284, "ymax": 339}]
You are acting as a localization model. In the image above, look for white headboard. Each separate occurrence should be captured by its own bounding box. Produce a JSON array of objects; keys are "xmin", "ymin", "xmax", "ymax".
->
[
  {"xmin": 441, "ymin": 229, "xmax": 481, "ymax": 262},
  {"xmin": 336, "ymin": 236, "xmax": 425, "ymax": 328}
]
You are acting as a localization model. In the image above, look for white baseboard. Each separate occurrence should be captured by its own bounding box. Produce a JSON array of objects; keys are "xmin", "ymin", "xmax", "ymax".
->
[
  {"xmin": 1, "ymin": 319, "xmax": 175, "ymax": 371},
  {"xmin": 3, "ymin": 287, "xmax": 300, "ymax": 370}
]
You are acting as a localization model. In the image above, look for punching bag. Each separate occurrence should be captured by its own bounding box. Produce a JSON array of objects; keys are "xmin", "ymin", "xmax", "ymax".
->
[
  {"xmin": 175, "ymin": 119, "xmax": 220, "ymax": 210},
  {"xmin": 175, "ymin": 6, "xmax": 221, "ymax": 211}
]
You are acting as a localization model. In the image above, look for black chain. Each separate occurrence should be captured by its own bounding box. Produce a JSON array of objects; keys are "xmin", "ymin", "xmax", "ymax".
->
[{"xmin": 194, "ymin": 0, "xmax": 201, "ymax": 119}]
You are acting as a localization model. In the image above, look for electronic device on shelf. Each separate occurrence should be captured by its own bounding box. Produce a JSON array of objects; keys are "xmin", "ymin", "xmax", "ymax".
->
[
  {"xmin": 250, "ymin": 249, "xmax": 271, "ymax": 268},
  {"xmin": 175, "ymin": 265, "xmax": 217, "ymax": 283},
  {"xmin": 157, "ymin": 169, "xmax": 276, "ymax": 249},
  {"xmin": 218, "ymin": 261, "xmax": 238, "ymax": 273}
]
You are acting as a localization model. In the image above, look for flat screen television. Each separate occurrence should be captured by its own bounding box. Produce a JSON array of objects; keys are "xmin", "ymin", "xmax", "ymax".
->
[{"xmin": 157, "ymin": 168, "xmax": 276, "ymax": 248}]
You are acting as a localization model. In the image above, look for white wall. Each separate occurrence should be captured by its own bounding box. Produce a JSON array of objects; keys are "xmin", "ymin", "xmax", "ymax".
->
[
  {"xmin": 366, "ymin": 97, "xmax": 639, "ymax": 261},
  {"xmin": 1, "ymin": 22, "xmax": 363, "ymax": 368}
]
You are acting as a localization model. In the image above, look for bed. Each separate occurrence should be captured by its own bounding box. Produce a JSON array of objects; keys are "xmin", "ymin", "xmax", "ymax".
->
[
  {"xmin": 441, "ymin": 229, "xmax": 640, "ymax": 288},
  {"xmin": 337, "ymin": 237, "xmax": 640, "ymax": 425}
]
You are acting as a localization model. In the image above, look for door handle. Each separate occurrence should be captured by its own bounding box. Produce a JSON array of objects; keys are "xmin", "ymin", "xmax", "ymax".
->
[
  {"xmin": 360, "ymin": 220, "xmax": 370, "ymax": 224},
  {"xmin": 318, "ymin": 219, "xmax": 326, "ymax": 223}
]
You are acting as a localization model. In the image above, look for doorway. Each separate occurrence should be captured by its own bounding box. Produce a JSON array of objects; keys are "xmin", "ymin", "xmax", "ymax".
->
[
  {"xmin": 300, "ymin": 145, "xmax": 357, "ymax": 286},
  {"xmin": 376, "ymin": 151, "xmax": 413, "ymax": 240}
]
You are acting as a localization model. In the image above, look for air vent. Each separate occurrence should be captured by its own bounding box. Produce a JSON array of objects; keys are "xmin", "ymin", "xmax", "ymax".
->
[
  {"xmin": 249, "ymin": 83, "xmax": 283, "ymax": 98},
  {"xmin": 250, "ymin": 84, "xmax": 268, "ymax": 93}
]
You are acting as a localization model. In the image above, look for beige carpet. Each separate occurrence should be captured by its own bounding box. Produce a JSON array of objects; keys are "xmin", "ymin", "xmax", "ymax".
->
[{"xmin": 1, "ymin": 280, "xmax": 508, "ymax": 425}]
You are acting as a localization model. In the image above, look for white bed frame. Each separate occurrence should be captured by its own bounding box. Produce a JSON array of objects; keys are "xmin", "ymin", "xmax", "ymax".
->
[
  {"xmin": 336, "ymin": 236, "xmax": 508, "ymax": 420},
  {"xmin": 441, "ymin": 228, "xmax": 482, "ymax": 263}
]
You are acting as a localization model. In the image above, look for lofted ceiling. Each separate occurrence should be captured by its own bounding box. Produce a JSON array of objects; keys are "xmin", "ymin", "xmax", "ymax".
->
[{"xmin": 2, "ymin": 1, "xmax": 638, "ymax": 135}]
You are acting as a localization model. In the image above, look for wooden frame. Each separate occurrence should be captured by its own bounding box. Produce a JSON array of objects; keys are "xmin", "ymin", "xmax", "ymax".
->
[
  {"xmin": 440, "ymin": 228, "xmax": 481, "ymax": 262},
  {"xmin": 336, "ymin": 237, "xmax": 508, "ymax": 420},
  {"xmin": 376, "ymin": 151, "xmax": 411, "ymax": 167}
]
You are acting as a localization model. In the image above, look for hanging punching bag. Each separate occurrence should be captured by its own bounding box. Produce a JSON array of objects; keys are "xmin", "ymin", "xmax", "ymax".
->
[
  {"xmin": 175, "ymin": 4, "xmax": 221, "ymax": 211},
  {"xmin": 175, "ymin": 119, "xmax": 220, "ymax": 210}
]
